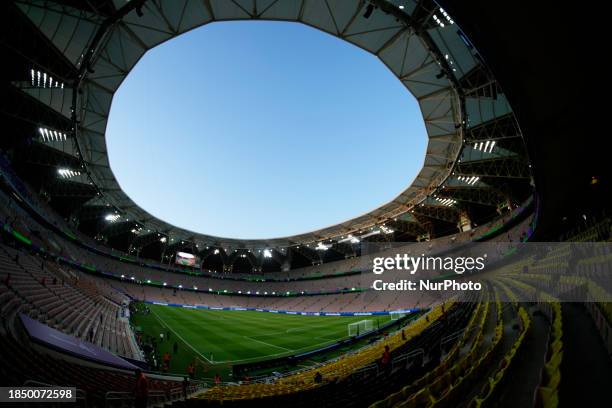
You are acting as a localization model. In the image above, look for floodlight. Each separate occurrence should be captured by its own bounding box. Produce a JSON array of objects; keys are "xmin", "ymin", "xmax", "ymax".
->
[{"xmin": 104, "ymin": 214, "xmax": 120, "ymax": 222}]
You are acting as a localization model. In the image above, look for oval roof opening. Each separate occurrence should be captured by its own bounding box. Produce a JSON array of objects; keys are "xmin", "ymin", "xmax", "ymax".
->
[{"xmin": 106, "ymin": 21, "xmax": 427, "ymax": 240}]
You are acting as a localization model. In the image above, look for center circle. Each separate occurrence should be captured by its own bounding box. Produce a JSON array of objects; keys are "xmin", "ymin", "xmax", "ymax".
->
[{"xmin": 106, "ymin": 21, "xmax": 427, "ymax": 239}]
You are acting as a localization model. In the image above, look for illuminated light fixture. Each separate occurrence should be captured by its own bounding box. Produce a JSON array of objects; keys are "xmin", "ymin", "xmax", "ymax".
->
[
  {"xmin": 315, "ymin": 242, "xmax": 329, "ymax": 251},
  {"xmin": 57, "ymin": 168, "xmax": 81, "ymax": 179},
  {"xmin": 263, "ymin": 249, "xmax": 272, "ymax": 258},
  {"xmin": 439, "ymin": 7, "xmax": 455, "ymax": 24},
  {"xmin": 39, "ymin": 127, "xmax": 67, "ymax": 142},
  {"xmin": 432, "ymin": 14, "xmax": 445, "ymax": 27},
  {"xmin": 213, "ymin": 249, "xmax": 220, "ymax": 255},
  {"xmin": 31, "ymin": 69, "xmax": 64, "ymax": 88},
  {"xmin": 146, "ymin": 279, "xmax": 151, "ymax": 283},
  {"xmin": 120, "ymin": 274, "xmax": 125, "ymax": 278},
  {"xmin": 339, "ymin": 234, "xmax": 360, "ymax": 244},
  {"xmin": 160, "ymin": 237, "xmax": 167, "ymax": 243},
  {"xmin": 444, "ymin": 53, "xmax": 457, "ymax": 72},
  {"xmin": 473, "ymin": 140, "xmax": 496, "ymax": 153},
  {"xmin": 435, "ymin": 197, "xmax": 457, "ymax": 207},
  {"xmin": 163, "ymin": 282, "xmax": 167, "ymax": 286},
  {"xmin": 399, "ymin": 5, "xmax": 405, "ymax": 10},
  {"xmin": 360, "ymin": 229, "xmax": 381, "ymax": 239},
  {"xmin": 130, "ymin": 276, "xmax": 135, "ymax": 280},
  {"xmin": 177, "ymin": 251, "xmax": 194, "ymax": 259},
  {"xmin": 380, "ymin": 225, "xmax": 394, "ymax": 235},
  {"xmin": 178, "ymin": 285, "xmax": 183, "ymax": 288},
  {"xmin": 457, "ymin": 176, "xmax": 480, "ymax": 186},
  {"xmin": 193, "ymin": 286, "xmax": 198, "ymax": 290},
  {"xmin": 104, "ymin": 214, "xmax": 120, "ymax": 222}
]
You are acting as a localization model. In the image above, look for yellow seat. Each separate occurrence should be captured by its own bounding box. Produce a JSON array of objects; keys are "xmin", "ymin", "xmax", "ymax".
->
[
  {"xmin": 537, "ymin": 386, "xmax": 559, "ymax": 408},
  {"xmin": 544, "ymin": 351, "xmax": 563, "ymax": 379}
]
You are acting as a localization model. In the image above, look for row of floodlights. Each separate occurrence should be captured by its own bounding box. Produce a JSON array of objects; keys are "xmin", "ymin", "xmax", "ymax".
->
[
  {"xmin": 473, "ymin": 140, "xmax": 496, "ymax": 153},
  {"xmin": 119, "ymin": 274, "xmax": 359, "ymax": 296},
  {"xmin": 31, "ymin": 69, "xmax": 64, "ymax": 89},
  {"xmin": 435, "ymin": 197, "xmax": 458, "ymax": 207},
  {"xmin": 433, "ymin": 7, "xmax": 454, "ymax": 28},
  {"xmin": 105, "ymin": 213, "xmax": 120, "ymax": 222},
  {"xmin": 57, "ymin": 168, "xmax": 80, "ymax": 179},
  {"xmin": 39, "ymin": 127, "xmax": 67, "ymax": 142},
  {"xmin": 457, "ymin": 176, "xmax": 480, "ymax": 186},
  {"xmin": 118, "ymin": 274, "xmax": 320, "ymax": 295}
]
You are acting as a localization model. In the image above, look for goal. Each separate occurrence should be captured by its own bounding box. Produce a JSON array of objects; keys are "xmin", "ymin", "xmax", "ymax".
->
[
  {"xmin": 390, "ymin": 311, "xmax": 407, "ymax": 321},
  {"xmin": 348, "ymin": 320, "xmax": 374, "ymax": 337}
]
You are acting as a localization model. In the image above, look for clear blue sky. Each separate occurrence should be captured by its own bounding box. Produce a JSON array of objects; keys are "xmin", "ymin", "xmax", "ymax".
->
[{"xmin": 106, "ymin": 21, "xmax": 426, "ymax": 240}]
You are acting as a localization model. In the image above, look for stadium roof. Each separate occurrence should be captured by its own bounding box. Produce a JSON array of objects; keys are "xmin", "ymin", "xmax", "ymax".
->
[{"xmin": 10, "ymin": 0, "xmax": 533, "ymax": 251}]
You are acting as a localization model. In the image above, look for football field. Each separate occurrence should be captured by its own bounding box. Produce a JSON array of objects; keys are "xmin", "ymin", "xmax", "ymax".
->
[{"xmin": 131, "ymin": 304, "xmax": 395, "ymax": 377}]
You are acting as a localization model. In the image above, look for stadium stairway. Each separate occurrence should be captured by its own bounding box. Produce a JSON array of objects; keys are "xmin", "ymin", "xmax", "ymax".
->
[
  {"xmin": 491, "ymin": 302, "xmax": 551, "ymax": 408},
  {"xmin": 558, "ymin": 303, "xmax": 612, "ymax": 407}
]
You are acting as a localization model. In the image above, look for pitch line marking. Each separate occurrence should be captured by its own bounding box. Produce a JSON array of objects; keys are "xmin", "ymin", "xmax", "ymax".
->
[
  {"xmin": 243, "ymin": 336, "xmax": 292, "ymax": 352},
  {"xmin": 151, "ymin": 308, "xmax": 212, "ymax": 363},
  {"xmin": 213, "ymin": 337, "xmax": 342, "ymax": 364}
]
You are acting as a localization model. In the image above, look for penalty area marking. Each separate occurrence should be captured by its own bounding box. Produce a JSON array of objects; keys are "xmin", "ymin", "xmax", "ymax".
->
[{"xmin": 150, "ymin": 308, "xmax": 212, "ymax": 363}]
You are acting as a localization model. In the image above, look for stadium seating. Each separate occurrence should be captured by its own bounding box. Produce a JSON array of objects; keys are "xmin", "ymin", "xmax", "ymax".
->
[{"xmin": 0, "ymin": 244, "xmax": 140, "ymax": 360}]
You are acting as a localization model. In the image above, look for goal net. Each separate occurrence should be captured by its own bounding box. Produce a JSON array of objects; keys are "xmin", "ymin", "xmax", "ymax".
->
[
  {"xmin": 348, "ymin": 320, "xmax": 374, "ymax": 337},
  {"xmin": 390, "ymin": 311, "xmax": 407, "ymax": 321}
]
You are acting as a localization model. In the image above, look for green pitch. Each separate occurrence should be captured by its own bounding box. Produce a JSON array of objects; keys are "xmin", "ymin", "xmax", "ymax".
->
[{"xmin": 131, "ymin": 303, "xmax": 392, "ymax": 379}]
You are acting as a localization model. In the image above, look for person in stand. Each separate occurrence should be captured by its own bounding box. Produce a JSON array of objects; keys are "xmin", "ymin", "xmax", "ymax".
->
[
  {"xmin": 187, "ymin": 361, "xmax": 195, "ymax": 379},
  {"xmin": 314, "ymin": 371, "xmax": 323, "ymax": 384},
  {"xmin": 133, "ymin": 369, "xmax": 149, "ymax": 408},
  {"xmin": 162, "ymin": 351, "xmax": 171, "ymax": 372},
  {"xmin": 401, "ymin": 329, "xmax": 406, "ymax": 341},
  {"xmin": 214, "ymin": 373, "xmax": 221, "ymax": 385},
  {"xmin": 380, "ymin": 345, "xmax": 392, "ymax": 374},
  {"xmin": 173, "ymin": 341, "xmax": 178, "ymax": 355}
]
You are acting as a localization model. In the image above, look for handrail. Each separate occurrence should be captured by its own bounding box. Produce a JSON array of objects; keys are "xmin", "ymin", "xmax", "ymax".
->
[{"xmin": 391, "ymin": 347, "xmax": 425, "ymax": 370}]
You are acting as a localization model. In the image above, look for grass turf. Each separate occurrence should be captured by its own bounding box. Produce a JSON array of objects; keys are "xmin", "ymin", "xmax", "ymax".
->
[{"xmin": 131, "ymin": 303, "xmax": 392, "ymax": 379}]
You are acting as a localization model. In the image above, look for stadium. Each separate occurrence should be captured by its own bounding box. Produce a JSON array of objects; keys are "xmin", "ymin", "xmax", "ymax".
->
[{"xmin": 0, "ymin": 0, "xmax": 609, "ymax": 407}]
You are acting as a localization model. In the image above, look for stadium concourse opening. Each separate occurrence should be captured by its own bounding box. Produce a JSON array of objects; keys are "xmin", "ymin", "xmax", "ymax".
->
[{"xmin": 1, "ymin": 1, "xmax": 610, "ymax": 408}]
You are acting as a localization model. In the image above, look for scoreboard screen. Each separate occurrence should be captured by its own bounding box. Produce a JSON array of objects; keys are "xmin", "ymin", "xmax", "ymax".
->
[{"xmin": 175, "ymin": 251, "xmax": 199, "ymax": 267}]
